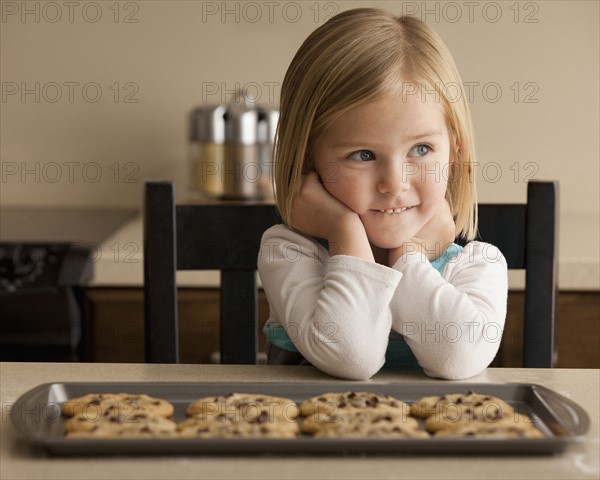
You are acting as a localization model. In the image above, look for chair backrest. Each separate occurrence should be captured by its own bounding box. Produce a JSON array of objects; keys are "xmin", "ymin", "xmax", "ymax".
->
[
  {"xmin": 144, "ymin": 180, "xmax": 558, "ymax": 367},
  {"xmin": 475, "ymin": 181, "xmax": 558, "ymax": 367},
  {"xmin": 144, "ymin": 181, "xmax": 280, "ymax": 364}
]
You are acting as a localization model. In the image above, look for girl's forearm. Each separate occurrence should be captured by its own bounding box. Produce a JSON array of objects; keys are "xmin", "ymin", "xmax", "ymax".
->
[
  {"xmin": 389, "ymin": 243, "xmax": 508, "ymax": 380},
  {"xmin": 328, "ymin": 214, "xmax": 375, "ymax": 262}
]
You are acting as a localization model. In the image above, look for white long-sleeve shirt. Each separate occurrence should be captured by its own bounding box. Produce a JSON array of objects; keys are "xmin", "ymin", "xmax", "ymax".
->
[{"xmin": 257, "ymin": 224, "xmax": 508, "ymax": 381}]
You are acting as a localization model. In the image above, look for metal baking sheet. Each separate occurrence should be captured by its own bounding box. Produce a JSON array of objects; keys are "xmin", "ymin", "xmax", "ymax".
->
[{"xmin": 9, "ymin": 382, "xmax": 589, "ymax": 456}]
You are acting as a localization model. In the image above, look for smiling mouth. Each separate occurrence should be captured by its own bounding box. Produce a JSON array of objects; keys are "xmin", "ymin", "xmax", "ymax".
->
[{"xmin": 376, "ymin": 206, "xmax": 414, "ymax": 214}]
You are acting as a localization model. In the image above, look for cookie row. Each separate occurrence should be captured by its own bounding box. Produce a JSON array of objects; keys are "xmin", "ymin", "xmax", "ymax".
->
[
  {"xmin": 61, "ymin": 392, "xmax": 300, "ymax": 438},
  {"xmin": 61, "ymin": 393, "xmax": 177, "ymax": 438},
  {"xmin": 60, "ymin": 390, "xmax": 544, "ymax": 439},
  {"xmin": 182, "ymin": 393, "xmax": 300, "ymax": 438},
  {"xmin": 410, "ymin": 390, "xmax": 542, "ymax": 438}
]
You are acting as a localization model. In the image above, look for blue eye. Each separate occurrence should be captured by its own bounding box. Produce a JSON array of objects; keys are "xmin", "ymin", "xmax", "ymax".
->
[
  {"xmin": 409, "ymin": 144, "xmax": 431, "ymax": 157},
  {"xmin": 349, "ymin": 150, "xmax": 375, "ymax": 162}
]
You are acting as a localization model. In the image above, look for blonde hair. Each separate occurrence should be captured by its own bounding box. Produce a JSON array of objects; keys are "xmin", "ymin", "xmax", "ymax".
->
[{"xmin": 274, "ymin": 8, "xmax": 478, "ymax": 241}]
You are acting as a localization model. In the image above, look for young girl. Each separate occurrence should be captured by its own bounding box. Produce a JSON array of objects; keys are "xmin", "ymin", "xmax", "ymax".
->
[{"xmin": 258, "ymin": 8, "xmax": 508, "ymax": 380}]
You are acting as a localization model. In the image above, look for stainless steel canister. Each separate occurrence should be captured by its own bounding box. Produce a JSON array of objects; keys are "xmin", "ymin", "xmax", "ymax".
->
[
  {"xmin": 189, "ymin": 93, "xmax": 278, "ymax": 200},
  {"xmin": 222, "ymin": 101, "xmax": 262, "ymax": 200},
  {"xmin": 189, "ymin": 105, "xmax": 226, "ymax": 198}
]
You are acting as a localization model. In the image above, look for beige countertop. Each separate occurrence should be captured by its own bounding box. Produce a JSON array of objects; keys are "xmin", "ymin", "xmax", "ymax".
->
[
  {"xmin": 1, "ymin": 363, "xmax": 599, "ymax": 480},
  {"xmin": 88, "ymin": 212, "xmax": 599, "ymax": 290}
]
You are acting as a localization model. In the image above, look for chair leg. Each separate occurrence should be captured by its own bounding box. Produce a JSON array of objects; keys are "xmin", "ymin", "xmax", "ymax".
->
[
  {"xmin": 221, "ymin": 270, "xmax": 258, "ymax": 364},
  {"xmin": 144, "ymin": 182, "xmax": 179, "ymax": 363},
  {"xmin": 523, "ymin": 181, "xmax": 558, "ymax": 368}
]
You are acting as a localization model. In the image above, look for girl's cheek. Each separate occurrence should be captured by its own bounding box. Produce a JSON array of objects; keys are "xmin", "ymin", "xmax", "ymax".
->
[
  {"xmin": 318, "ymin": 159, "xmax": 341, "ymax": 184},
  {"xmin": 321, "ymin": 177, "xmax": 346, "ymax": 204},
  {"xmin": 421, "ymin": 198, "xmax": 444, "ymax": 219}
]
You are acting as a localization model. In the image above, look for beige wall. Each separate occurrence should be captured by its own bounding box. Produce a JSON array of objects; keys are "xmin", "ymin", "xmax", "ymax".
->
[{"xmin": 1, "ymin": 0, "xmax": 598, "ymax": 287}]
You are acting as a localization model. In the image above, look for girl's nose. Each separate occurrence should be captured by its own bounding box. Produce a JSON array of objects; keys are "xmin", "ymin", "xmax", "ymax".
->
[{"xmin": 377, "ymin": 161, "xmax": 411, "ymax": 196}]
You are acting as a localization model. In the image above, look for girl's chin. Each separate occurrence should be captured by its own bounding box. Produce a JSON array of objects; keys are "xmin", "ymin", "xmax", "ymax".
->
[
  {"xmin": 366, "ymin": 236, "xmax": 412, "ymax": 251},
  {"xmin": 364, "ymin": 227, "xmax": 422, "ymax": 250}
]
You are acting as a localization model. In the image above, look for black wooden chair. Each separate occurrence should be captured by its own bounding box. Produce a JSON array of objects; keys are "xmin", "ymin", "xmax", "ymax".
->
[
  {"xmin": 144, "ymin": 180, "xmax": 558, "ymax": 367},
  {"xmin": 475, "ymin": 181, "xmax": 559, "ymax": 367},
  {"xmin": 144, "ymin": 181, "xmax": 280, "ymax": 364}
]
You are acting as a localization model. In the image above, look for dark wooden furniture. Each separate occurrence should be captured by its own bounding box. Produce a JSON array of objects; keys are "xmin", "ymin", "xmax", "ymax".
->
[
  {"xmin": 474, "ymin": 181, "xmax": 558, "ymax": 367},
  {"xmin": 87, "ymin": 289, "xmax": 598, "ymax": 367},
  {"xmin": 144, "ymin": 180, "xmax": 558, "ymax": 367},
  {"xmin": 144, "ymin": 181, "xmax": 280, "ymax": 364}
]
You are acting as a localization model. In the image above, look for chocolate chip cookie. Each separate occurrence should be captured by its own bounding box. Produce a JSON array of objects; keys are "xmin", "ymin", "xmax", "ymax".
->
[
  {"xmin": 299, "ymin": 391, "xmax": 410, "ymax": 417},
  {"xmin": 433, "ymin": 423, "xmax": 544, "ymax": 438},
  {"xmin": 301, "ymin": 409, "xmax": 424, "ymax": 436},
  {"xmin": 410, "ymin": 391, "xmax": 514, "ymax": 420},
  {"xmin": 178, "ymin": 411, "xmax": 299, "ymax": 438},
  {"xmin": 61, "ymin": 393, "xmax": 174, "ymax": 420},
  {"xmin": 185, "ymin": 393, "xmax": 299, "ymax": 421},
  {"xmin": 65, "ymin": 412, "xmax": 178, "ymax": 438}
]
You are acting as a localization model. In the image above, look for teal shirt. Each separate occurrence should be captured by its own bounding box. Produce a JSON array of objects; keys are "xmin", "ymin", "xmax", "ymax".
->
[{"xmin": 263, "ymin": 243, "xmax": 464, "ymax": 368}]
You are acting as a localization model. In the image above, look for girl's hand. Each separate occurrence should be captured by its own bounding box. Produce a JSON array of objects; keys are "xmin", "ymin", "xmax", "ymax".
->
[
  {"xmin": 389, "ymin": 199, "xmax": 455, "ymax": 265},
  {"xmin": 290, "ymin": 172, "xmax": 374, "ymax": 261},
  {"xmin": 289, "ymin": 171, "xmax": 356, "ymax": 239}
]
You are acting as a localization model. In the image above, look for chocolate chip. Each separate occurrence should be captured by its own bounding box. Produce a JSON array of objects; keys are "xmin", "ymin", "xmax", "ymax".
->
[
  {"xmin": 317, "ymin": 397, "xmax": 327, "ymax": 402},
  {"xmin": 467, "ymin": 390, "xmax": 475, "ymax": 396},
  {"xmin": 324, "ymin": 414, "xmax": 337, "ymax": 423},
  {"xmin": 141, "ymin": 427, "xmax": 151, "ymax": 433},
  {"xmin": 348, "ymin": 392, "xmax": 356, "ymax": 399},
  {"xmin": 256, "ymin": 411, "xmax": 269, "ymax": 424},
  {"xmin": 339, "ymin": 402, "xmax": 347, "ymax": 408}
]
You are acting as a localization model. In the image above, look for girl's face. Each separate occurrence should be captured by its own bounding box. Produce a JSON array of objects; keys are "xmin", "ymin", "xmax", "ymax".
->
[{"xmin": 312, "ymin": 92, "xmax": 452, "ymax": 249}]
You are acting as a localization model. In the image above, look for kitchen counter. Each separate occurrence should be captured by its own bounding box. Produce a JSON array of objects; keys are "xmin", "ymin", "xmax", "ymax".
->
[
  {"xmin": 1, "ymin": 363, "xmax": 598, "ymax": 480},
  {"xmin": 88, "ymin": 212, "xmax": 600, "ymax": 290},
  {"xmin": 88, "ymin": 214, "xmax": 220, "ymax": 288}
]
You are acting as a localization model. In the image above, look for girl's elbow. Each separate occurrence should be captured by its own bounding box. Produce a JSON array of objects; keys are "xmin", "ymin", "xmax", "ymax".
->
[
  {"xmin": 425, "ymin": 362, "xmax": 485, "ymax": 380},
  {"xmin": 346, "ymin": 344, "xmax": 387, "ymax": 380},
  {"xmin": 329, "ymin": 362, "xmax": 382, "ymax": 381},
  {"xmin": 316, "ymin": 344, "xmax": 385, "ymax": 381},
  {"xmin": 423, "ymin": 344, "xmax": 497, "ymax": 380},
  {"xmin": 344, "ymin": 359, "xmax": 383, "ymax": 381}
]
